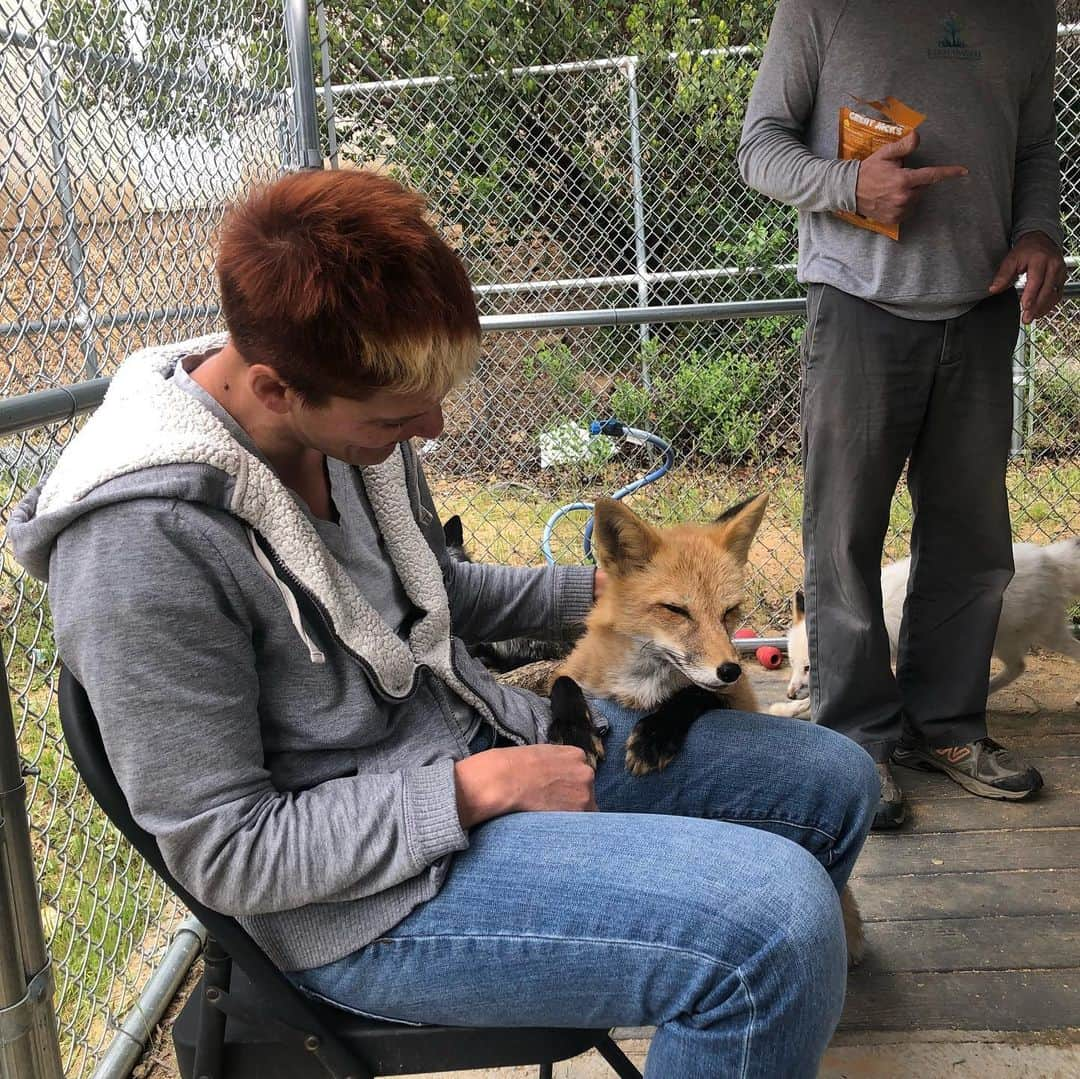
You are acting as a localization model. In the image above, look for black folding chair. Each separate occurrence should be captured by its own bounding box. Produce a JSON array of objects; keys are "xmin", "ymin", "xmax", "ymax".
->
[{"xmin": 58, "ymin": 667, "xmax": 643, "ymax": 1079}]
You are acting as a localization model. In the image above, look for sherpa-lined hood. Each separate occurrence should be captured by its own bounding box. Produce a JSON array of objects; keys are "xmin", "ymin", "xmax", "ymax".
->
[
  {"xmin": 10, "ymin": 334, "xmax": 480, "ymax": 705},
  {"xmin": 15, "ymin": 336, "xmax": 599, "ymax": 973}
]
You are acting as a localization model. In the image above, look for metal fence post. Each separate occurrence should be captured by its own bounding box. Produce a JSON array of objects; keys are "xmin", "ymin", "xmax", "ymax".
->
[
  {"xmin": 315, "ymin": 0, "xmax": 340, "ymax": 169},
  {"xmin": 34, "ymin": 42, "xmax": 100, "ymax": 380},
  {"xmin": 283, "ymin": 0, "xmax": 324, "ymax": 169},
  {"xmin": 623, "ymin": 57, "xmax": 652, "ymax": 386},
  {"xmin": 1011, "ymin": 322, "xmax": 1032, "ymax": 457},
  {"xmin": 0, "ymin": 663, "xmax": 65, "ymax": 1079}
]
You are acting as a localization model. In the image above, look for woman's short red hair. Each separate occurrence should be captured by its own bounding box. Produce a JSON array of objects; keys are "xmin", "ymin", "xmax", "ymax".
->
[{"xmin": 217, "ymin": 169, "xmax": 480, "ymax": 401}]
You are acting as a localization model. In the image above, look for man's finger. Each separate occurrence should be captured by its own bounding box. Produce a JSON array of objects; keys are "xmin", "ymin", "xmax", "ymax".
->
[
  {"xmin": 1028, "ymin": 265, "xmax": 1062, "ymax": 322},
  {"xmin": 988, "ymin": 252, "xmax": 1020, "ymax": 294},
  {"xmin": 1019, "ymin": 261, "xmax": 1047, "ymax": 322},
  {"xmin": 906, "ymin": 165, "xmax": 968, "ymax": 188},
  {"xmin": 874, "ymin": 130, "xmax": 919, "ymax": 160}
]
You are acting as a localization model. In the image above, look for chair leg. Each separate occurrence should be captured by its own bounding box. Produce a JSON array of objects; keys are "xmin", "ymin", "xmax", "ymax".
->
[
  {"xmin": 192, "ymin": 936, "xmax": 232, "ymax": 1079},
  {"xmin": 595, "ymin": 1034, "xmax": 643, "ymax": 1079},
  {"xmin": 537, "ymin": 1065, "xmax": 553, "ymax": 1079}
]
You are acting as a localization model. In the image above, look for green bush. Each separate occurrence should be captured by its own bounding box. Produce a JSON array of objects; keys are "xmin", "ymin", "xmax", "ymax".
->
[
  {"xmin": 663, "ymin": 351, "xmax": 775, "ymax": 458},
  {"xmin": 1028, "ymin": 365, "xmax": 1080, "ymax": 457},
  {"xmin": 523, "ymin": 342, "xmax": 584, "ymax": 396},
  {"xmin": 610, "ymin": 377, "xmax": 653, "ymax": 427},
  {"xmin": 609, "ymin": 344, "xmax": 779, "ymax": 461}
]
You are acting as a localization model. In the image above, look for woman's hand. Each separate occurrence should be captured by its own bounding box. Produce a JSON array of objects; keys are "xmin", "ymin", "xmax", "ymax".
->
[{"xmin": 454, "ymin": 745, "xmax": 597, "ymax": 829}]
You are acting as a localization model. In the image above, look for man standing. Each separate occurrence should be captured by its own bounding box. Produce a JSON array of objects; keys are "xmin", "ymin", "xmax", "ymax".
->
[{"xmin": 739, "ymin": 2, "xmax": 1066, "ymax": 829}]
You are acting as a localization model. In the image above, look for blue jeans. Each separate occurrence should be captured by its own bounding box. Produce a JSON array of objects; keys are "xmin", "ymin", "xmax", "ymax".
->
[{"xmin": 292, "ymin": 702, "xmax": 878, "ymax": 1078}]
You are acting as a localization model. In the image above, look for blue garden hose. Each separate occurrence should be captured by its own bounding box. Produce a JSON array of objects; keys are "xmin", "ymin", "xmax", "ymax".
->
[{"xmin": 541, "ymin": 419, "xmax": 675, "ymax": 565}]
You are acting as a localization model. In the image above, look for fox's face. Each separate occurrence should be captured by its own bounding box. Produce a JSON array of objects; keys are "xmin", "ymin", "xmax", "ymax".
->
[
  {"xmin": 585, "ymin": 493, "xmax": 769, "ymax": 705},
  {"xmin": 785, "ymin": 589, "xmax": 810, "ymax": 700}
]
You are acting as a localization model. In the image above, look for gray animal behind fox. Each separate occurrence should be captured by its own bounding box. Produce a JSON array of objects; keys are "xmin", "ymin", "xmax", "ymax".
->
[{"xmin": 442, "ymin": 515, "xmax": 579, "ymax": 673}]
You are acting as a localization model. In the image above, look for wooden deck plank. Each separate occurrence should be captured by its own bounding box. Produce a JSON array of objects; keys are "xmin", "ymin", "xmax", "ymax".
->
[
  {"xmin": 839, "ymin": 969, "xmax": 1080, "ymax": 1032},
  {"xmin": 859, "ymin": 915, "xmax": 1080, "ymax": 973},
  {"xmin": 854, "ymin": 828, "xmax": 1080, "ymax": 876},
  {"xmin": 744, "ymin": 667, "xmax": 1080, "ymax": 1037},
  {"xmin": 854, "ymin": 868, "xmax": 1080, "ymax": 922},
  {"xmin": 903, "ymin": 793, "xmax": 1079, "ymax": 833}
]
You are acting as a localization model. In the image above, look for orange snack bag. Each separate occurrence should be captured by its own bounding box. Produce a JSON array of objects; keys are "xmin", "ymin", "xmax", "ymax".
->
[{"xmin": 833, "ymin": 96, "xmax": 926, "ymax": 241}]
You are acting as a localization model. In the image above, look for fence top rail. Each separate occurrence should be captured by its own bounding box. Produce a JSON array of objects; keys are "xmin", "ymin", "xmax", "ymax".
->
[
  {"xmin": 4, "ymin": 25, "xmax": 284, "ymax": 108},
  {"xmin": 328, "ymin": 47, "xmax": 760, "ymax": 96},
  {"xmin": 3, "ymin": 281, "xmax": 1078, "ymax": 440},
  {"xmin": 0, "ymin": 298, "xmax": 803, "ymax": 437},
  {"xmin": 330, "ymin": 22, "xmax": 1079, "ymax": 96},
  {"xmin": 0, "ymin": 380, "xmax": 111, "ymax": 439}
]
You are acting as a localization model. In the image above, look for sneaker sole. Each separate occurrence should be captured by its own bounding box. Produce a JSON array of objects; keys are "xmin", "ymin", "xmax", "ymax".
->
[{"xmin": 893, "ymin": 753, "xmax": 1042, "ymax": 801}]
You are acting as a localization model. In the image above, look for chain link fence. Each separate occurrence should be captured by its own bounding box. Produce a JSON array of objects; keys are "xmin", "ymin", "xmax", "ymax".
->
[
  {"xmin": 0, "ymin": 2, "xmax": 1078, "ymax": 1076},
  {"xmin": 1, "ymin": 0, "xmax": 294, "ymax": 1073},
  {"xmin": 321, "ymin": 2, "xmax": 1079, "ymax": 629}
]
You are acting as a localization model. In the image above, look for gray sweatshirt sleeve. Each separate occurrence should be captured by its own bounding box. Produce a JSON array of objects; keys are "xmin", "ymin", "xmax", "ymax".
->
[
  {"xmin": 1011, "ymin": 22, "xmax": 1063, "ymax": 248},
  {"xmin": 414, "ymin": 464, "xmax": 596, "ymax": 644},
  {"xmin": 440, "ymin": 556, "xmax": 595, "ymax": 645},
  {"xmin": 737, "ymin": 0, "xmax": 860, "ymax": 213},
  {"xmin": 49, "ymin": 502, "xmax": 467, "ymax": 918}
]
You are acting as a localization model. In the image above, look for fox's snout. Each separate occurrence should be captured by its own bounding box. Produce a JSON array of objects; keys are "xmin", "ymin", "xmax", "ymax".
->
[{"xmin": 717, "ymin": 662, "xmax": 742, "ymax": 685}]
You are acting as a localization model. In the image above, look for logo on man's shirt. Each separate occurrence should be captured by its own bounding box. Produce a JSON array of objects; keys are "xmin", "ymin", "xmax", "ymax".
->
[{"xmin": 928, "ymin": 12, "xmax": 981, "ymax": 59}]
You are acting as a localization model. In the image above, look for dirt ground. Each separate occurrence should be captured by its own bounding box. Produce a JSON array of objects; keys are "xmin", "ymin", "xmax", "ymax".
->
[
  {"xmin": 982, "ymin": 649, "xmax": 1080, "ymax": 716},
  {"xmin": 134, "ymin": 650, "xmax": 1079, "ymax": 1079}
]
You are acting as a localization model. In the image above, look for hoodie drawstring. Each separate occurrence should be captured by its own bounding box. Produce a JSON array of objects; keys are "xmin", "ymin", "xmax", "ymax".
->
[{"xmin": 247, "ymin": 528, "xmax": 327, "ymax": 665}]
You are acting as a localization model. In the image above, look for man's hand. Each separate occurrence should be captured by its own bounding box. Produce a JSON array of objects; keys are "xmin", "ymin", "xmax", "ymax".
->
[
  {"xmin": 454, "ymin": 744, "xmax": 597, "ymax": 829},
  {"xmin": 855, "ymin": 130, "xmax": 967, "ymax": 226},
  {"xmin": 988, "ymin": 231, "xmax": 1067, "ymax": 325}
]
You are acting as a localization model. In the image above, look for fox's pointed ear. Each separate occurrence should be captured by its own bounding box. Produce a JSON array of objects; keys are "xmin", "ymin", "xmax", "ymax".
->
[
  {"xmin": 592, "ymin": 497, "xmax": 659, "ymax": 575},
  {"xmin": 711, "ymin": 492, "xmax": 769, "ymax": 564},
  {"xmin": 792, "ymin": 588, "xmax": 806, "ymax": 621},
  {"xmin": 443, "ymin": 514, "xmax": 463, "ymax": 548}
]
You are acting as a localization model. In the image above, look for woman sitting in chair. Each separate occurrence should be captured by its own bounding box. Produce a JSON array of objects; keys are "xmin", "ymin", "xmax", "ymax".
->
[{"xmin": 11, "ymin": 168, "xmax": 875, "ymax": 1079}]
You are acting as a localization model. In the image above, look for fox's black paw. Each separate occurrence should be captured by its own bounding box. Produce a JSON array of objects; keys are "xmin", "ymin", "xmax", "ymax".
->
[
  {"xmin": 625, "ymin": 721, "xmax": 682, "ymax": 775},
  {"xmin": 548, "ymin": 676, "xmax": 605, "ymax": 768},
  {"xmin": 581, "ymin": 730, "xmax": 606, "ymax": 769}
]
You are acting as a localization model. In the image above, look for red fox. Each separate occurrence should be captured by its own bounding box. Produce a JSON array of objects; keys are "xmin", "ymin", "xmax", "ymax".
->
[
  {"xmin": 547, "ymin": 493, "xmax": 866, "ymax": 965},
  {"xmin": 551, "ymin": 492, "xmax": 768, "ymax": 771}
]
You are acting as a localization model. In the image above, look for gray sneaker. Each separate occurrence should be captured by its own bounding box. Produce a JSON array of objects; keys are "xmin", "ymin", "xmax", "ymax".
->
[
  {"xmin": 872, "ymin": 762, "xmax": 905, "ymax": 830},
  {"xmin": 892, "ymin": 737, "xmax": 1044, "ymax": 800}
]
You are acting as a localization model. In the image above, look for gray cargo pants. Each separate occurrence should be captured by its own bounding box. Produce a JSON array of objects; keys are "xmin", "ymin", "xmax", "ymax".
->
[{"xmin": 801, "ymin": 284, "xmax": 1020, "ymax": 762}]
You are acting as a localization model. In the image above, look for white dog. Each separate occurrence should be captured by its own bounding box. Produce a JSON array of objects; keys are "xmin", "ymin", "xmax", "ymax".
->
[{"xmin": 771, "ymin": 538, "xmax": 1080, "ymax": 718}]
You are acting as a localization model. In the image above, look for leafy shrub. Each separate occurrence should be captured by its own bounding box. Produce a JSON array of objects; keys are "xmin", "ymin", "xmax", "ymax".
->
[
  {"xmin": 610, "ymin": 377, "xmax": 653, "ymax": 427},
  {"xmin": 522, "ymin": 342, "xmax": 584, "ymax": 396},
  {"xmin": 610, "ymin": 344, "xmax": 779, "ymax": 461},
  {"xmin": 1028, "ymin": 364, "xmax": 1080, "ymax": 457},
  {"xmin": 661, "ymin": 351, "xmax": 775, "ymax": 458}
]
